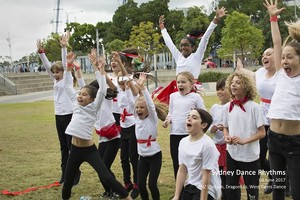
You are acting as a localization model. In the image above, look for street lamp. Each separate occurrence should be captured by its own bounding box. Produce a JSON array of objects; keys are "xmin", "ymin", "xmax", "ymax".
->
[{"xmin": 6, "ymin": 33, "xmax": 13, "ymax": 72}]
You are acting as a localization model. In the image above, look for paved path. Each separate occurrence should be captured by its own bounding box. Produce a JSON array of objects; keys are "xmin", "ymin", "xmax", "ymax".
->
[{"xmin": 0, "ymin": 90, "xmax": 54, "ymax": 104}]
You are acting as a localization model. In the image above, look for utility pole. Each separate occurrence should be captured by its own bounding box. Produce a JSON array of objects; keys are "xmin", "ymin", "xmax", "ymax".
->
[{"xmin": 54, "ymin": 0, "xmax": 61, "ymax": 33}]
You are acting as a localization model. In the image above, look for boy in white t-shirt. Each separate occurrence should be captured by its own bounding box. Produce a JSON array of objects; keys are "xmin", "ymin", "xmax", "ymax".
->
[
  {"xmin": 222, "ymin": 72, "xmax": 265, "ymax": 200},
  {"xmin": 172, "ymin": 109, "xmax": 221, "ymax": 200}
]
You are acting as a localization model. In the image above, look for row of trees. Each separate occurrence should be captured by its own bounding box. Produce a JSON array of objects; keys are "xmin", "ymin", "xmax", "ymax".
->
[{"xmin": 14, "ymin": 0, "xmax": 299, "ymax": 67}]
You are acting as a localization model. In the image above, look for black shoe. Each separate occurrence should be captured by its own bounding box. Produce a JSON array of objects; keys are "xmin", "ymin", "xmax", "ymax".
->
[
  {"xmin": 100, "ymin": 191, "xmax": 110, "ymax": 199},
  {"xmin": 264, "ymin": 179, "xmax": 273, "ymax": 194},
  {"xmin": 73, "ymin": 170, "xmax": 81, "ymax": 186},
  {"xmin": 59, "ymin": 174, "xmax": 64, "ymax": 184},
  {"xmin": 130, "ymin": 184, "xmax": 139, "ymax": 199}
]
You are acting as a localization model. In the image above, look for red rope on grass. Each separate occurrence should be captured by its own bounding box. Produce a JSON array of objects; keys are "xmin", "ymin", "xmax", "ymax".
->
[{"xmin": 1, "ymin": 181, "xmax": 60, "ymax": 196}]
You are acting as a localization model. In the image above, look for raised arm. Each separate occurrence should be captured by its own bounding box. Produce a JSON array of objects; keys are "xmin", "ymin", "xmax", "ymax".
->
[
  {"xmin": 73, "ymin": 60, "xmax": 86, "ymax": 88},
  {"xmin": 235, "ymin": 57, "xmax": 255, "ymax": 80},
  {"xmin": 263, "ymin": 0, "xmax": 285, "ymax": 72},
  {"xmin": 65, "ymin": 51, "xmax": 77, "ymax": 102},
  {"xmin": 159, "ymin": 15, "xmax": 182, "ymax": 60},
  {"xmin": 36, "ymin": 39, "xmax": 53, "ymax": 79},
  {"xmin": 195, "ymin": 7, "xmax": 227, "ymax": 56},
  {"xmin": 59, "ymin": 31, "xmax": 70, "ymax": 70}
]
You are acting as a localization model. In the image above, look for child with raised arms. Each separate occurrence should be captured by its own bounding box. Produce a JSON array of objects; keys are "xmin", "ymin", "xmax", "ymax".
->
[
  {"xmin": 126, "ymin": 73, "xmax": 166, "ymax": 200},
  {"xmin": 61, "ymin": 51, "xmax": 131, "ymax": 200}
]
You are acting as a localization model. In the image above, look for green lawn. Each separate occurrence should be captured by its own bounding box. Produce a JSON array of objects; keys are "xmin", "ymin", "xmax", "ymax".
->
[{"xmin": 0, "ymin": 96, "xmax": 289, "ymax": 200}]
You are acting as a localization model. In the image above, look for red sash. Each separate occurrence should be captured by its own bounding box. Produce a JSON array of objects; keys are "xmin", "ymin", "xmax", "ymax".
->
[
  {"xmin": 2, "ymin": 182, "xmax": 60, "ymax": 196},
  {"xmin": 96, "ymin": 123, "xmax": 120, "ymax": 139},
  {"xmin": 120, "ymin": 108, "xmax": 133, "ymax": 122},
  {"xmin": 137, "ymin": 135, "xmax": 156, "ymax": 147},
  {"xmin": 260, "ymin": 98, "xmax": 271, "ymax": 104}
]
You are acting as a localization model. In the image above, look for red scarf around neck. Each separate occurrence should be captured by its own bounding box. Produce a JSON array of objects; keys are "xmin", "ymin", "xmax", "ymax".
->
[{"xmin": 229, "ymin": 96, "xmax": 249, "ymax": 112}]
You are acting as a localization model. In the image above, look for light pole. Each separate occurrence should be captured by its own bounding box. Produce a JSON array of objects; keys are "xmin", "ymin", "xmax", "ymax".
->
[
  {"xmin": 6, "ymin": 33, "xmax": 13, "ymax": 73},
  {"xmin": 65, "ymin": 10, "xmax": 83, "ymax": 30}
]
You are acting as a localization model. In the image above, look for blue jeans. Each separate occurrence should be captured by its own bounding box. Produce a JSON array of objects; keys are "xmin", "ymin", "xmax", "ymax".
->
[{"xmin": 268, "ymin": 129, "xmax": 300, "ymax": 200}]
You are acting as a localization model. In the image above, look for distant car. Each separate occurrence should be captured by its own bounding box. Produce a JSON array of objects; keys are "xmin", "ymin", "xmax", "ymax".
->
[{"xmin": 205, "ymin": 60, "xmax": 217, "ymax": 68}]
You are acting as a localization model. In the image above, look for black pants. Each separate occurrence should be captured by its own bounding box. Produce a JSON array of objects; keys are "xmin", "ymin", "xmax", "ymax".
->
[
  {"xmin": 268, "ymin": 129, "xmax": 300, "ymax": 200},
  {"xmin": 120, "ymin": 125, "xmax": 138, "ymax": 185},
  {"xmin": 259, "ymin": 126, "xmax": 272, "ymax": 179},
  {"xmin": 181, "ymin": 184, "xmax": 214, "ymax": 200},
  {"xmin": 170, "ymin": 134, "xmax": 188, "ymax": 180},
  {"xmin": 98, "ymin": 138, "xmax": 120, "ymax": 193},
  {"xmin": 62, "ymin": 144, "xmax": 128, "ymax": 199},
  {"xmin": 138, "ymin": 152, "xmax": 162, "ymax": 200},
  {"xmin": 226, "ymin": 152, "xmax": 260, "ymax": 200},
  {"xmin": 55, "ymin": 114, "xmax": 72, "ymax": 177}
]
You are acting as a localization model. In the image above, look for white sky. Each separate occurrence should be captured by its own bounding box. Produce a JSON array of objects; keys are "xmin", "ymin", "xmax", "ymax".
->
[{"xmin": 0, "ymin": 0, "xmax": 212, "ymax": 60}]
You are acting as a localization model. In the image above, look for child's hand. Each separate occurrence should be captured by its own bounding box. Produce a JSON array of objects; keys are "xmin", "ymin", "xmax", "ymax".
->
[
  {"xmin": 60, "ymin": 32, "xmax": 69, "ymax": 48},
  {"xmin": 162, "ymin": 118, "xmax": 170, "ymax": 128},
  {"xmin": 67, "ymin": 52, "xmax": 76, "ymax": 67},
  {"xmin": 210, "ymin": 125, "xmax": 218, "ymax": 133},
  {"xmin": 88, "ymin": 48, "xmax": 98, "ymax": 67},
  {"xmin": 232, "ymin": 136, "xmax": 246, "ymax": 145},
  {"xmin": 263, "ymin": 0, "xmax": 285, "ymax": 17},
  {"xmin": 215, "ymin": 7, "xmax": 227, "ymax": 19},
  {"xmin": 73, "ymin": 60, "xmax": 81, "ymax": 71},
  {"xmin": 111, "ymin": 51, "xmax": 121, "ymax": 64},
  {"xmin": 224, "ymin": 135, "xmax": 233, "ymax": 145},
  {"xmin": 159, "ymin": 15, "xmax": 165, "ymax": 30},
  {"xmin": 217, "ymin": 124, "xmax": 224, "ymax": 131},
  {"xmin": 236, "ymin": 57, "xmax": 244, "ymax": 72},
  {"xmin": 136, "ymin": 73, "xmax": 146, "ymax": 89},
  {"xmin": 36, "ymin": 39, "xmax": 44, "ymax": 52},
  {"xmin": 97, "ymin": 55, "xmax": 106, "ymax": 71}
]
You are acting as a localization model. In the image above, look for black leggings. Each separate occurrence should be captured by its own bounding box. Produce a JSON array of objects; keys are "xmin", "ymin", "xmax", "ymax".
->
[
  {"xmin": 62, "ymin": 144, "xmax": 128, "ymax": 199},
  {"xmin": 55, "ymin": 114, "xmax": 72, "ymax": 175},
  {"xmin": 138, "ymin": 152, "xmax": 162, "ymax": 200},
  {"xmin": 170, "ymin": 134, "xmax": 188, "ymax": 180},
  {"xmin": 259, "ymin": 126, "xmax": 272, "ymax": 179},
  {"xmin": 98, "ymin": 138, "xmax": 120, "ymax": 193}
]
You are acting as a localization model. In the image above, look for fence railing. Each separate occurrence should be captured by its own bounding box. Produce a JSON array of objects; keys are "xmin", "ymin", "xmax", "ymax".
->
[{"xmin": 0, "ymin": 73, "xmax": 17, "ymax": 95}]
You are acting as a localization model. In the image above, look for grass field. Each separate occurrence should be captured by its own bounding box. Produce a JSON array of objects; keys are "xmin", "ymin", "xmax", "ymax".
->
[{"xmin": 0, "ymin": 96, "xmax": 291, "ymax": 200}]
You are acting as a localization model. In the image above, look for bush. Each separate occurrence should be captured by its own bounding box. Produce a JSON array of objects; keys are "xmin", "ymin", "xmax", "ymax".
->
[{"xmin": 198, "ymin": 71, "xmax": 230, "ymax": 83}]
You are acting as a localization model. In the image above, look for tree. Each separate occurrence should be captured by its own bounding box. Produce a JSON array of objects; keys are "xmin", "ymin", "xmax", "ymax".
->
[
  {"xmin": 125, "ymin": 21, "xmax": 163, "ymax": 63},
  {"xmin": 43, "ymin": 33, "xmax": 62, "ymax": 62},
  {"xmin": 106, "ymin": 39, "xmax": 125, "ymax": 53},
  {"xmin": 110, "ymin": 0, "xmax": 140, "ymax": 41},
  {"xmin": 139, "ymin": 0, "xmax": 170, "ymax": 26},
  {"xmin": 218, "ymin": 11, "xmax": 264, "ymax": 61},
  {"xmin": 68, "ymin": 22, "xmax": 96, "ymax": 55}
]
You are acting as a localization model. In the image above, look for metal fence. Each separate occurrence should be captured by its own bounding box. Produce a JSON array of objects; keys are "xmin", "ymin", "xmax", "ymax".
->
[{"xmin": 0, "ymin": 73, "xmax": 17, "ymax": 95}]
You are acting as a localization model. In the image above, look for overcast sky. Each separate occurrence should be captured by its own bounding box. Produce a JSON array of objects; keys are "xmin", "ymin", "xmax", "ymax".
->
[{"xmin": 0, "ymin": 0, "xmax": 212, "ymax": 60}]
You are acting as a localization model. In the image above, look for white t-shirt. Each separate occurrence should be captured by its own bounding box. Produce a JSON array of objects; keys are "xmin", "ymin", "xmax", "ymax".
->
[
  {"xmin": 168, "ymin": 92, "xmax": 206, "ymax": 135},
  {"xmin": 222, "ymin": 100, "xmax": 264, "ymax": 162},
  {"xmin": 65, "ymin": 71, "xmax": 106, "ymax": 140},
  {"xmin": 255, "ymin": 67, "xmax": 278, "ymax": 125},
  {"xmin": 209, "ymin": 104, "xmax": 226, "ymax": 144},
  {"xmin": 118, "ymin": 89, "xmax": 135, "ymax": 128},
  {"xmin": 161, "ymin": 22, "xmax": 217, "ymax": 79},
  {"xmin": 127, "ymin": 89, "xmax": 161, "ymax": 157},
  {"xmin": 179, "ymin": 134, "xmax": 221, "ymax": 199},
  {"xmin": 108, "ymin": 73, "xmax": 121, "ymax": 114},
  {"xmin": 268, "ymin": 70, "xmax": 300, "ymax": 121}
]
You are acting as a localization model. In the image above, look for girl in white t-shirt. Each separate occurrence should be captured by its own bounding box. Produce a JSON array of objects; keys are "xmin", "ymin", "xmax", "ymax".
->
[
  {"xmin": 222, "ymin": 72, "xmax": 265, "ymax": 200},
  {"xmin": 126, "ymin": 73, "xmax": 166, "ymax": 200},
  {"xmin": 36, "ymin": 34, "xmax": 84, "ymax": 185},
  {"xmin": 265, "ymin": 1, "xmax": 300, "ymax": 199},
  {"xmin": 61, "ymin": 51, "xmax": 132, "ymax": 200},
  {"xmin": 163, "ymin": 71, "xmax": 206, "ymax": 181},
  {"xmin": 172, "ymin": 108, "xmax": 221, "ymax": 200}
]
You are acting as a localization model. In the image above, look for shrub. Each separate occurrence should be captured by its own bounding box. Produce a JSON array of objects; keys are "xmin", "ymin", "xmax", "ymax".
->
[{"xmin": 198, "ymin": 71, "xmax": 230, "ymax": 83}]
